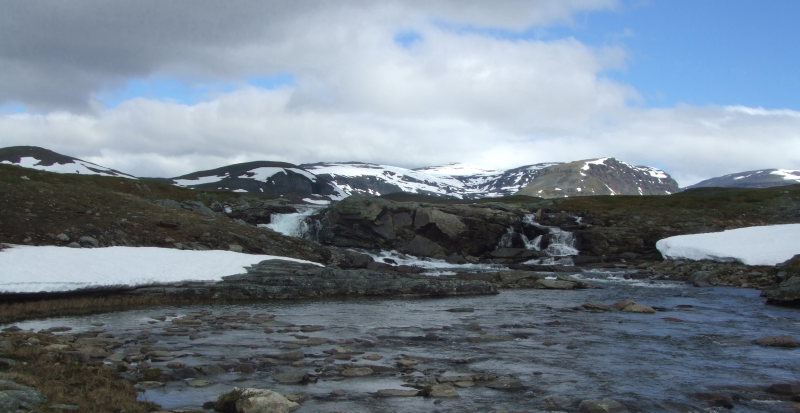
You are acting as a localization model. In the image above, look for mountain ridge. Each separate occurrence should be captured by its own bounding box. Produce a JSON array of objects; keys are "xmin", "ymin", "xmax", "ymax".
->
[{"xmin": 0, "ymin": 145, "xmax": 688, "ymax": 200}]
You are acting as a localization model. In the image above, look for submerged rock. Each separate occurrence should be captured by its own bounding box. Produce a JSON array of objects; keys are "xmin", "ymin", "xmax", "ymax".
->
[
  {"xmin": 754, "ymin": 335, "xmax": 800, "ymax": 348},
  {"xmin": 578, "ymin": 398, "xmax": 630, "ymax": 413}
]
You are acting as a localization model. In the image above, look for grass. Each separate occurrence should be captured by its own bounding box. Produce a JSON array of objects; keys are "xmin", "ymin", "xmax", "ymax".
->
[
  {"xmin": 0, "ymin": 293, "xmax": 217, "ymax": 325},
  {"xmin": 2, "ymin": 330, "xmax": 160, "ymax": 413}
]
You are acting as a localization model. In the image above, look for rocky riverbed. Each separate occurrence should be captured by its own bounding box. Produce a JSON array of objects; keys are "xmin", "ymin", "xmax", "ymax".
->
[{"xmin": 4, "ymin": 271, "xmax": 800, "ymax": 413}]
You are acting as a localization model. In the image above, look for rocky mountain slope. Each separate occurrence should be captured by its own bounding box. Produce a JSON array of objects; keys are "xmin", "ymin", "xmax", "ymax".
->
[
  {"xmin": 686, "ymin": 169, "xmax": 800, "ymax": 189},
  {"xmin": 516, "ymin": 157, "xmax": 678, "ymax": 197},
  {"xmin": 0, "ymin": 146, "xmax": 136, "ymax": 179}
]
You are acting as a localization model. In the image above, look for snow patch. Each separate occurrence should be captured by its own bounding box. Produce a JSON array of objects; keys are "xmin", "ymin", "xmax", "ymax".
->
[
  {"xmin": 771, "ymin": 169, "xmax": 800, "ymax": 182},
  {"xmin": 656, "ymin": 224, "xmax": 800, "ymax": 266},
  {"xmin": 0, "ymin": 246, "xmax": 323, "ymax": 293},
  {"xmin": 3, "ymin": 157, "xmax": 136, "ymax": 179}
]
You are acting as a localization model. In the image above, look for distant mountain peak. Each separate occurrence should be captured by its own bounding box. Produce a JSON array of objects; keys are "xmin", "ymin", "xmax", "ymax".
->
[
  {"xmin": 0, "ymin": 145, "xmax": 136, "ymax": 179},
  {"xmin": 686, "ymin": 168, "xmax": 800, "ymax": 189}
]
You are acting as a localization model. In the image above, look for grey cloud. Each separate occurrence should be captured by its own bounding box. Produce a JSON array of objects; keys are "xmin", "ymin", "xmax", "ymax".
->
[{"xmin": 1, "ymin": 0, "xmax": 616, "ymax": 110}]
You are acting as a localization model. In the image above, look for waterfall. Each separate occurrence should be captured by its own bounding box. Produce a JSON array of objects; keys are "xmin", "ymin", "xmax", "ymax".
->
[
  {"xmin": 522, "ymin": 214, "xmax": 579, "ymax": 265},
  {"xmin": 261, "ymin": 206, "xmax": 322, "ymax": 238}
]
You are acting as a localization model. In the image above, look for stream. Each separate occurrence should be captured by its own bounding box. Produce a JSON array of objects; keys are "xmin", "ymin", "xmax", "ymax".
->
[{"xmin": 9, "ymin": 270, "xmax": 800, "ymax": 412}]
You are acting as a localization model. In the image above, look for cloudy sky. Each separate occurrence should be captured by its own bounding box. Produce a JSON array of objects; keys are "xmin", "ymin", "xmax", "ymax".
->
[{"xmin": 1, "ymin": 0, "xmax": 798, "ymax": 186}]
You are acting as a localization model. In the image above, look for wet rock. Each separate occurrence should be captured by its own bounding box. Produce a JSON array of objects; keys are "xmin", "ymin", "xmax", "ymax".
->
[
  {"xmin": 754, "ymin": 335, "xmax": 800, "ymax": 348},
  {"xmin": 274, "ymin": 371, "xmax": 315, "ymax": 385},
  {"xmin": 274, "ymin": 351, "xmax": 305, "ymax": 361},
  {"xmin": 427, "ymin": 383, "xmax": 459, "ymax": 398},
  {"xmin": 485, "ymin": 376, "xmax": 524, "ymax": 391},
  {"xmin": 581, "ymin": 302, "xmax": 610, "ymax": 312},
  {"xmin": 396, "ymin": 358, "xmax": 418, "ymax": 368},
  {"xmin": 766, "ymin": 381, "xmax": 800, "ymax": 396},
  {"xmin": 186, "ymin": 379, "xmax": 213, "ymax": 388},
  {"xmin": 362, "ymin": 354, "xmax": 383, "ymax": 361},
  {"xmin": 578, "ymin": 398, "xmax": 630, "ymax": 413},
  {"xmin": 375, "ymin": 389, "xmax": 420, "ymax": 397},
  {"xmin": 341, "ymin": 367, "xmax": 374, "ymax": 377},
  {"xmin": 0, "ymin": 379, "xmax": 46, "ymax": 412},
  {"xmin": 613, "ymin": 300, "xmax": 656, "ymax": 314},
  {"xmin": 135, "ymin": 381, "xmax": 165, "ymax": 389},
  {"xmin": 215, "ymin": 387, "xmax": 300, "ymax": 413},
  {"xmin": 762, "ymin": 259, "xmax": 800, "ymax": 306},
  {"xmin": 445, "ymin": 307, "xmax": 475, "ymax": 313}
]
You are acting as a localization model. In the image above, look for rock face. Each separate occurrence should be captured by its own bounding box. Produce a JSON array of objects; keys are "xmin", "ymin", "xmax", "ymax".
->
[
  {"xmin": 315, "ymin": 195, "xmax": 551, "ymax": 262},
  {"xmin": 516, "ymin": 157, "xmax": 678, "ymax": 198},
  {"xmin": 130, "ymin": 260, "xmax": 497, "ymax": 300}
]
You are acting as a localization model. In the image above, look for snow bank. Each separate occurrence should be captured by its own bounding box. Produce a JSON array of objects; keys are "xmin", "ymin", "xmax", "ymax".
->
[
  {"xmin": 656, "ymin": 224, "xmax": 800, "ymax": 266},
  {"xmin": 0, "ymin": 246, "xmax": 322, "ymax": 293}
]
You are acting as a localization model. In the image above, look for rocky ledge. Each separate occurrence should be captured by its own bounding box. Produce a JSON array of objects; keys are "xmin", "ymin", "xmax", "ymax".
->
[{"xmin": 127, "ymin": 260, "xmax": 498, "ymax": 300}]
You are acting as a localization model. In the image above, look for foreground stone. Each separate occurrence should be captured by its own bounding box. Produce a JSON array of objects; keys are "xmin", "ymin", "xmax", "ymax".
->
[{"xmin": 215, "ymin": 388, "xmax": 299, "ymax": 413}]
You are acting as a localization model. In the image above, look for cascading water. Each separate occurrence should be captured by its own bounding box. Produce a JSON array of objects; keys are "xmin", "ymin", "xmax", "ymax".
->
[
  {"xmin": 261, "ymin": 206, "xmax": 322, "ymax": 238},
  {"xmin": 522, "ymin": 213, "xmax": 579, "ymax": 265}
]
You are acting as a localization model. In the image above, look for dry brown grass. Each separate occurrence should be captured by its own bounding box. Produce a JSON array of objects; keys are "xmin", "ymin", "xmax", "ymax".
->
[
  {"xmin": 0, "ymin": 294, "xmax": 213, "ymax": 324},
  {"xmin": 3, "ymin": 331, "xmax": 159, "ymax": 412}
]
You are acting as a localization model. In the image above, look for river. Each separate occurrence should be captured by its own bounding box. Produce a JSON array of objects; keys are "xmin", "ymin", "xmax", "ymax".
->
[{"xmin": 9, "ymin": 270, "xmax": 800, "ymax": 412}]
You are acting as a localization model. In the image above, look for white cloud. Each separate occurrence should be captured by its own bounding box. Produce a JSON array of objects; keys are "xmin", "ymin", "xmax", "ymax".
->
[{"xmin": 0, "ymin": 0, "xmax": 798, "ymax": 187}]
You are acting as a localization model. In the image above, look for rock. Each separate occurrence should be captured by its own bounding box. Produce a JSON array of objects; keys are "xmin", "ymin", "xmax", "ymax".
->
[
  {"xmin": 56, "ymin": 233, "xmax": 70, "ymax": 242},
  {"xmin": 341, "ymin": 367, "xmax": 374, "ymax": 377},
  {"xmin": 445, "ymin": 307, "xmax": 474, "ymax": 313},
  {"xmin": 766, "ymin": 381, "xmax": 800, "ymax": 395},
  {"xmin": 396, "ymin": 358, "xmax": 418, "ymax": 368},
  {"xmin": 274, "ymin": 371, "xmax": 313, "ymax": 385},
  {"xmin": 613, "ymin": 300, "xmax": 656, "ymax": 313},
  {"xmin": 362, "ymin": 354, "xmax": 383, "ymax": 361},
  {"xmin": 78, "ymin": 235, "xmax": 100, "ymax": 247},
  {"xmin": 375, "ymin": 389, "xmax": 420, "ymax": 397},
  {"xmin": 67, "ymin": 242, "xmax": 81, "ymax": 248},
  {"xmin": 581, "ymin": 302, "xmax": 610, "ymax": 312},
  {"xmin": 186, "ymin": 379, "xmax": 213, "ymax": 388},
  {"xmin": 578, "ymin": 398, "xmax": 630, "ymax": 413},
  {"xmin": 754, "ymin": 335, "xmax": 800, "ymax": 348},
  {"xmin": 689, "ymin": 271, "xmax": 716, "ymax": 287},
  {"xmin": 135, "ymin": 381, "xmax": 165, "ymax": 389},
  {"xmin": 216, "ymin": 388, "xmax": 300, "ymax": 413},
  {"xmin": 484, "ymin": 376, "xmax": 524, "ymax": 390},
  {"xmin": 428, "ymin": 383, "xmax": 459, "ymax": 398},
  {"xmin": 763, "ymin": 275, "xmax": 800, "ymax": 307}
]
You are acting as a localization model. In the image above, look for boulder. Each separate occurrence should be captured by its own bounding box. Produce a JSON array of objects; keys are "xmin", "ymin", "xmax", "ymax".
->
[
  {"xmin": 762, "ymin": 257, "xmax": 800, "ymax": 306},
  {"xmin": 215, "ymin": 388, "xmax": 300, "ymax": 413}
]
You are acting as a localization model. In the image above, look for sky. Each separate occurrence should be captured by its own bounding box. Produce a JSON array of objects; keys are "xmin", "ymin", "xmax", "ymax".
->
[{"xmin": 0, "ymin": 0, "xmax": 798, "ymax": 186}]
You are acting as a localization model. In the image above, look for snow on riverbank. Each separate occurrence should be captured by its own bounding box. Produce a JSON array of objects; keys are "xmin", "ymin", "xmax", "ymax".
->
[
  {"xmin": 656, "ymin": 224, "xmax": 800, "ymax": 266},
  {"xmin": 0, "ymin": 245, "xmax": 322, "ymax": 293}
]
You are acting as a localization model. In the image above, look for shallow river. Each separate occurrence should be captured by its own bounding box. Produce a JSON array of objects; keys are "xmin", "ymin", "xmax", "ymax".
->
[{"xmin": 12, "ymin": 271, "xmax": 800, "ymax": 412}]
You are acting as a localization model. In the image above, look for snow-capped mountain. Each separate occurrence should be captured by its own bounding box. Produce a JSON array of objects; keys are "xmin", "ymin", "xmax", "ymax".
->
[
  {"xmin": 166, "ymin": 161, "xmax": 340, "ymax": 196},
  {"xmin": 685, "ymin": 169, "xmax": 800, "ymax": 189},
  {"xmin": 1, "ymin": 146, "xmax": 680, "ymax": 200},
  {"xmin": 0, "ymin": 146, "xmax": 136, "ymax": 179},
  {"xmin": 516, "ymin": 157, "xmax": 678, "ymax": 197}
]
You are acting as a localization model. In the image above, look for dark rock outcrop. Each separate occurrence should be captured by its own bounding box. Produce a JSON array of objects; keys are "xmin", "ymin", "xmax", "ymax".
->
[
  {"xmin": 762, "ymin": 255, "xmax": 800, "ymax": 306},
  {"xmin": 315, "ymin": 196, "xmax": 549, "ymax": 262},
  {"xmin": 129, "ymin": 260, "xmax": 497, "ymax": 300}
]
